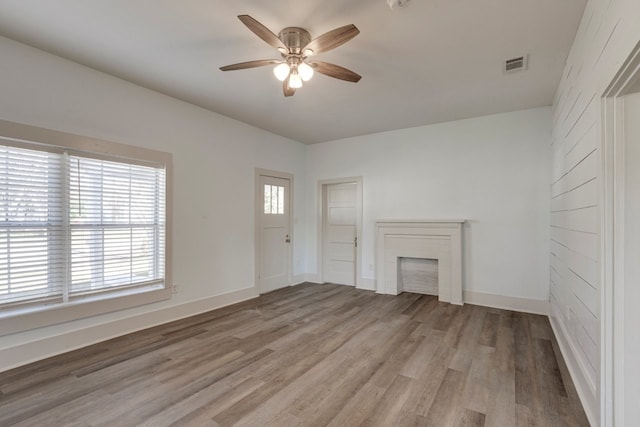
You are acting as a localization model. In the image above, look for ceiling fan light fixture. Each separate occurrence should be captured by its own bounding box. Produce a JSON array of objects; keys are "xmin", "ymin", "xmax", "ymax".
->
[
  {"xmin": 298, "ymin": 62, "xmax": 314, "ymax": 81},
  {"xmin": 289, "ymin": 71, "xmax": 303, "ymax": 89},
  {"xmin": 220, "ymin": 15, "xmax": 361, "ymax": 96},
  {"xmin": 273, "ymin": 63, "xmax": 291, "ymax": 81}
]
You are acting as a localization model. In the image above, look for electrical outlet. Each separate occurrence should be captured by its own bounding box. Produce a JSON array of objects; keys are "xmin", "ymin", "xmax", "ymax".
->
[{"xmin": 172, "ymin": 284, "xmax": 179, "ymax": 294}]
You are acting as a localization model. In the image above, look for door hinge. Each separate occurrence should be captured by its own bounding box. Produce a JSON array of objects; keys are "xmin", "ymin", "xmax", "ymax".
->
[{"xmin": 354, "ymin": 236, "xmax": 357, "ymax": 248}]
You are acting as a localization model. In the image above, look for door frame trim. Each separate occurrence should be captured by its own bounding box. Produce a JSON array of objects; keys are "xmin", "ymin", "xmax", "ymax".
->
[
  {"xmin": 317, "ymin": 177, "xmax": 363, "ymax": 287},
  {"xmin": 255, "ymin": 168, "xmax": 294, "ymax": 294},
  {"xmin": 600, "ymin": 40, "xmax": 640, "ymax": 427}
]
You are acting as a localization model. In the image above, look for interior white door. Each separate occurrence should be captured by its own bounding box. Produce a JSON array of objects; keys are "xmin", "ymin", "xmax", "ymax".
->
[
  {"xmin": 323, "ymin": 182, "xmax": 357, "ymax": 285},
  {"xmin": 259, "ymin": 175, "xmax": 291, "ymax": 293},
  {"xmin": 623, "ymin": 91, "xmax": 640, "ymax": 423}
]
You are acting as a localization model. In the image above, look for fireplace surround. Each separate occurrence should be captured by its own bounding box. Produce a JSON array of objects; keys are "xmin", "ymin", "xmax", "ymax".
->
[{"xmin": 375, "ymin": 220, "xmax": 464, "ymax": 305}]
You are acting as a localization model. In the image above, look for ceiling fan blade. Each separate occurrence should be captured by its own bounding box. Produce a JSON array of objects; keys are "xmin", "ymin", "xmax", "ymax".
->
[
  {"xmin": 237, "ymin": 15, "xmax": 288, "ymax": 53},
  {"xmin": 302, "ymin": 24, "xmax": 359, "ymax": 56},
  {"xmin": 220, "ymin": 59, "xmax": 280, "ymax": 71},
  {"xmin": 283, "ymin": 80, "xmax": 296, "ymax": 97},
  {"xmin": 308, "ymin": 61, "xmax": 361, "ymax": 83}
]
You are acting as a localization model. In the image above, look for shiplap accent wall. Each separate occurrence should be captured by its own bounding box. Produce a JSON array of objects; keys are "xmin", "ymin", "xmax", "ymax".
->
[{"xmin": 549, "ymin": 0, "xmax": 640, "ymax": 424}]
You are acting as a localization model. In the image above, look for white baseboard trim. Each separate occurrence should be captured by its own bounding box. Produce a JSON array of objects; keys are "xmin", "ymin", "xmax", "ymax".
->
[
  {"xmin": 357, "ymin": 278, "xmax": 376, "ymax": 291},
  {"xmin": 0, "ymin": 286, "xmax": 259, "ymax": 373},
  {"xmin": 299, "ymin": 274, "xmax": 320, "ymax": 284},
  {"xmin": 291, "ymin": 274, "xmax": 307, "ymax": 285},
  {"xmin": 548, "ymin": 312, "xmax": 598, "ymax": 426},
  {"xmin": 463, "ymin": 290, "xmax": 549, "ymax": 315},
  {"xmin": 296, "ymin": 273, "xmax": 375, "ymax": 289}
]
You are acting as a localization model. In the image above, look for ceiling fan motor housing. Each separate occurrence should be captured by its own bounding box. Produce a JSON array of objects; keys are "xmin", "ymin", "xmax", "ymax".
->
[{"xmin": 278, "ymin": 27, "xmax": 311, "ymax": 54}]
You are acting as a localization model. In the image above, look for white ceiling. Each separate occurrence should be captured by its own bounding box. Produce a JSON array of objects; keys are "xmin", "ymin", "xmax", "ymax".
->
[{"xmin": 0, "ymin": 0, "xmax": 586, "ymax": 144}]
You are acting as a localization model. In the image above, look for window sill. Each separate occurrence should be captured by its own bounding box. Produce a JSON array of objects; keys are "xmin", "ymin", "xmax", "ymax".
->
[{"xmin": 0, "ymin": 285, "xmax": 171, "ymax": 336}]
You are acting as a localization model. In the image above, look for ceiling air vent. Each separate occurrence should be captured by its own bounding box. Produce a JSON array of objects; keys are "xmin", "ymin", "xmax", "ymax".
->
[
  {"xmin": 504, "ymin": 55, "xmax": 527, "ymax": 73},
  {"xmin": 387, "ymin": 0, "xmax": 410, "ymax": 8}
]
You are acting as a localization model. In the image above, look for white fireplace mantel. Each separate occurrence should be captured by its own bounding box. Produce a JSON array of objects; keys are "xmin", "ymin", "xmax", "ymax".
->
[{"xmin": 375, "ymin": 220, "xmax": 464, "ymax": 305}]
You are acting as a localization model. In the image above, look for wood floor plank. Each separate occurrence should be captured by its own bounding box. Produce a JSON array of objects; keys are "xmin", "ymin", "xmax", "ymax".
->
[
  {"xmin": 455, "ymin": 408, "xmax": 487, "ymax": 427},
  {"xmin": 484, "ymin": 324, "xmax": 517, "ymax": 427},
  {"xmin": 448, "ymin": 306, "xmax": 485, "ymax": 373},
  {"xmin": 400, "ymin": 329, "xmax": 442, "ymax": 379},
  {"xmin": 460, "ymin": 344, "xmax": 493, "ymax": 415},
  {"xmin": 326, "ymin": 381, "xmax": 387, "ymax": 427},
  {"xmin": 213, "ymin": 349, "xmax": 342, "ymax": 426},
  {"xmin": 434, "ymin": 303, "xmax": 461, "ymax": 331},
  {"xmin": 478, "ymin": 312, "xmax": 500, "ymax": 347},
  {"xmin": 262, "ymin": 410, "xmax": 302, "ymax": 427},
  {"xmin": 514, "ymin": 313, "xmax": 542, "ymax": 408},
  {"xmin": 534, "ymin": 337, "xmax": 569, "ymax": 407},
  {"xmin": 12, "ymin": 389, "xmax": 109, "ymax": 427},
  {"xmin": 288, "ymin": 353, "xmax": 377, "ymax": 425},
  {"xmin": 410, "ymin": 295, "xmax": 441, "ymax": 324},
  {"xmin": 414, "ymin": 346, "xmax": 458, "ymax": 416},
  {"xmin": 0, "ymin": 284, "xmax": 588, "ymax": 426},
  {"xmin": 359, "ymin": 374, "xmax": 415, "ymax": 427},
  {"xmin": 423, "ymin": 368, "xmax": 467, "ymax": 426},
  {"xmin": 162, "ymin": 376, "xmax": 264, "ymax": 427}
]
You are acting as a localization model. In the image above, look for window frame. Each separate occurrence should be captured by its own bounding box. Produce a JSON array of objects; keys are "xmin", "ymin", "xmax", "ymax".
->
[{"xmin": 0, "ymin": 119, "xmax": 172, "ymax": 336}]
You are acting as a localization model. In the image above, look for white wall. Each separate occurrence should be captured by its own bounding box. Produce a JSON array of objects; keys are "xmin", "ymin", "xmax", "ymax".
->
[
  {"xmin": 8, "ymin": 12, "xmax": 636, "ymax": 422},
  {"xmin": 549, "ymin": 0, "xmax": 640, "ymax": 424},
  {"xmin": 306, "ymin": 108, "xmax": 551, "ymax": 303},
  {"xmin": 0, "ymin": 36, "xmax": 307, "ymax": 371}
]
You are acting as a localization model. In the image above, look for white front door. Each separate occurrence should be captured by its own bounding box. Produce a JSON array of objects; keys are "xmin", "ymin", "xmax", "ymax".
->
[
  {"xmin": 258, "ymin": 175, "xmax": 291, "ymax": 293},
  {"xmin": 323, "ymin": 182, "xmax": 357, "ymax": 285}
]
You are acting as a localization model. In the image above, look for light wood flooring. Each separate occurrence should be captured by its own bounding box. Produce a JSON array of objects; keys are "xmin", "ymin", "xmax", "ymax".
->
[{"xmin": 0, "ymin": 283, "xmax": 589, "ymax": 426}]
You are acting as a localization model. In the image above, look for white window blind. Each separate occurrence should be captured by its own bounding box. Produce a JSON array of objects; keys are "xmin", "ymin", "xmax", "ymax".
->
[
  {"xmin": 68, "ymin": 156, "xmax": 165, "ymax": 297},
  {"xmin": 0, "ymin": 143, "xmax": 166, "ymax": 310},
  {"xmin": 0, "ymin": 145, "xmax": 63, "ymax": 306}
]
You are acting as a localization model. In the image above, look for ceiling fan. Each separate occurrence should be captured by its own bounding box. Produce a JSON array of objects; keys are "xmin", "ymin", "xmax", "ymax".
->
[{"xmin": 220, "ymin": 15, "xmax": 361, "ymax": 97}]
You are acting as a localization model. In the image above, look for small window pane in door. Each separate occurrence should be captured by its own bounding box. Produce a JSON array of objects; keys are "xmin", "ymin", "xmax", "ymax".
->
[
  {"xmin": 264, "ymin": 184, "xmax": 284, "ymax": 214},
  {"xmin": 270, "ymin": 185, "xmax": 278, "ymax": 213},
  {"xmin": 264, "ymin": 184, "xmax": 272, "ymax": 214},
  {"xmin": 277, "ymin": 185, "xmax": 284, "ymax": 214}
]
